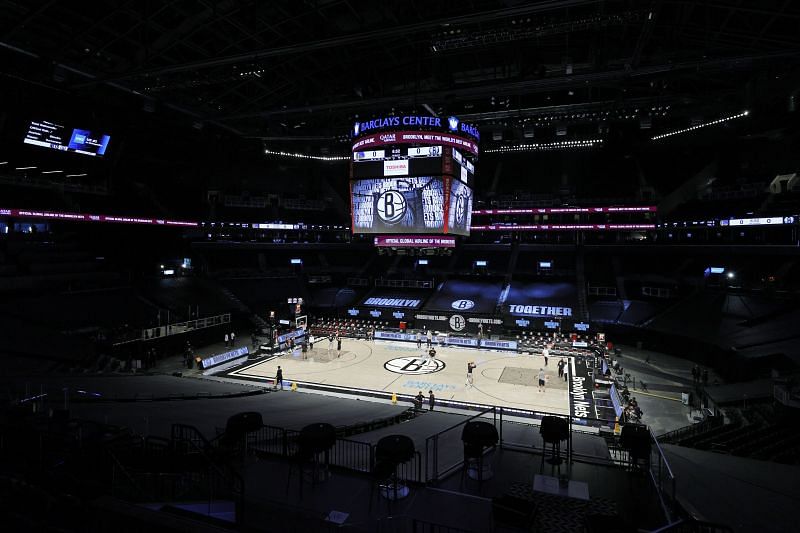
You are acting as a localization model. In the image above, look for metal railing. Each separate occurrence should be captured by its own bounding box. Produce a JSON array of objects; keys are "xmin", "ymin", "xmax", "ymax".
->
[
  {"xmin": 112, "ymin": 313, "xmax": 231, "ymax": 346},
  {"xmin": 332, "ymin": 437, "xmax": 374, "ymax": 473},
  {"xmin": 657, "ymin": 414, "xmax": 723, "ymax": 444},
  {"xmin": 424, "ymin": 407, "xmax": 496, "ymax": 483},
  {"xmin": 246, "ymin": 424, "xmax": 375, "ymax": 474},
  {"xmin": 649, "ymin": 428, "xmax": 678, "ymax": 522},
  {"xmin": 645, "ymin": 518, "xmax": 735, "ymax": 533},
  {"xmin": 377, "ymin": 515, "xmax": 478, "ymax": 533}
]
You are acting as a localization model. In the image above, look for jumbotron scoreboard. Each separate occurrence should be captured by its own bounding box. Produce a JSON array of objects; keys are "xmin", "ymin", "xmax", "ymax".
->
[{"xmin": 349, "ymin": 114, "xmax": 478, "ymax": 237}]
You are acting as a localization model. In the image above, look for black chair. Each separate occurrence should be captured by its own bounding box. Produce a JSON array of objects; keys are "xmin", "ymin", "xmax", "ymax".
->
[
  {"xmin": 619, "ymin": 424, "xmax": 651, "ymax": 471},
  {"xmin": 374, "ymin": 435, "xmax": 415, "ymax": 501},
  {"xmin": 369, "ymin": 459, "xmax": 398, "ymax": 511},
  {"xmin": 461, "ymin": 421, "xmax": 499, "ymax": 490},
  {"xmin": 539, "ymin": 416, "xmax": 569, "ymax": 471},
  {"xmin": 286, "ymin": 422, "xmax": 337, "ymax": 496},
  {"xmin": 219, "ymin": 411, "xmax": 263, "ymax": 454}
]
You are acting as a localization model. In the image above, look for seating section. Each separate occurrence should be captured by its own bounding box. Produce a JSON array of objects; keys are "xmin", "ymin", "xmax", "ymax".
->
[
  {"xmin": 666, "ymin": 403, "xmax": 800, "ymax": 465},
  {"xmin": 139, "ymin": 277, "xmax": 236, "ymax": 321},
  {"xmin": 220, "ymin": 277, "xmax": 307, "ymax": 313},
  {"xmin": 310, "ymin": 317, "xmax": 392, "ymax": 338}
]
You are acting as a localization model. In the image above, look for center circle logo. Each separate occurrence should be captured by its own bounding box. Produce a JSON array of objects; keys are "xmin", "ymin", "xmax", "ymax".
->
[
  {"xmin": 449, "ymin": 314, "xmax": 466, "ymax": 331},
  {"xmin": 451, "ymin": 299, "xmax": 475, "ymax": 310},
  {"xmin": 384, "ymin": 357, "xmax": 445, "ymax": 375},
  {"xmin": 376, "ymin": 190, "xmax": 407, "ymax": 225}
]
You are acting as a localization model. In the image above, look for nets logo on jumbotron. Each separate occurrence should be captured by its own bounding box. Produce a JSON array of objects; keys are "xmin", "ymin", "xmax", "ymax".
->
[
  {"xmin": 448, "ymin": 116, "xmax": 460, "ymax": 131},
  {"xmin": 353, "ymin": 121, "xmax": 360, "ymax": 136},
  {"xmin": 454, "ymin": 193, "xmax": 466, "ymax": 225},
  {"xmin": 376, "ymin": 190, "xmax": 407, "ymax": 225}
]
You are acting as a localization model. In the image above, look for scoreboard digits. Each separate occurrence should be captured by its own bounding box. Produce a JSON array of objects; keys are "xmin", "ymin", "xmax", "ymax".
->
[
  {"xmin": 354, "ymin": 150, "xmax": 386, "ymax": 161},
  {"xmin": 353, "ymin": 146, "xmax": 442, "ymax": 161}
]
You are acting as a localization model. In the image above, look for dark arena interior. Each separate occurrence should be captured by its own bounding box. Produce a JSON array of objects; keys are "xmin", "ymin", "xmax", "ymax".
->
[{"xmin": 2, "ymin": 2, "xmax": 800, "ymax": 532}]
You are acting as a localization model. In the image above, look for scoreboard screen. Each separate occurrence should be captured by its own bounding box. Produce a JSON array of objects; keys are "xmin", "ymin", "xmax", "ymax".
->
[
  {"xmin": 447, "ymin": 178, "xmax": 473, "ymax": 236},
  {"xmin": 352, "ymin": 146, "xmax": 444, "ymax": 179},
  {"xmin": 351, "ymin": 177, "xmax": 445, "ymax": 234},
  {"xmin": 23, "ymin": 119, "xmax": 111, "ymax": 157}
]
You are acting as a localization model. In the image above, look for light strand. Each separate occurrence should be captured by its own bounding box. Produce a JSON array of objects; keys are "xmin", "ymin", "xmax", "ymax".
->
[
  {"xmin": 484, "ymin": 139, "xmax": 602, "ymax": 153},
  {"xmin": 264, "ymin": 148, "xmax": 349, "ymax": 161},
  {"xmin": 651, "ymin": 110, "xmax": 749, "ymax": 140}
]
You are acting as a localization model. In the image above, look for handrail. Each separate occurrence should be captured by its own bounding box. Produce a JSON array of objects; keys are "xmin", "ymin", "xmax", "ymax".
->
[
  {"xmin": 645, "ymin": 518, "xmax": 735, "ymax": 533},
  {"xmin": 657, "ymin": 415, "xmax": 722, "ymax": 443},
  {"xmin": 169, "ymin": 423, "xmax": 245, "ymax": 523},
  {"xmin": 432, "ymin": 407, "xmax": 496, "ymax": 437},
  {"xmin": 650, "ymin": 428, "xmax": 675, "ymax": 482}
]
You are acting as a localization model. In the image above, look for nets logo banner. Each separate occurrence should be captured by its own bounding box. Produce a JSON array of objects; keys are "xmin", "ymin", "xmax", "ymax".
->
[
  {"xmin": 351, "ymin": 177, "xmax": 444, "ymax": 234},
  {"xmin": 451, "ymin": 299, "xmax": 475, "ymax": 310},
  {"xmin": 449, "ymin": 314, "xmax": 466, "ymax": 331},
  {"xmin": 447, "ymin": 179, "xmax": 473, "ymax": 236},
  {"xmin": 423, "ymin": 279, "xmax": 503, "ymax": 314}
]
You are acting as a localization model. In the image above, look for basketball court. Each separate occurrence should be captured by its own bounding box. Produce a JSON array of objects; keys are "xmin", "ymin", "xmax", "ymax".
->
[{"xmin": 225, "ymin": 338, "xmax": 572, "ymax": 415}]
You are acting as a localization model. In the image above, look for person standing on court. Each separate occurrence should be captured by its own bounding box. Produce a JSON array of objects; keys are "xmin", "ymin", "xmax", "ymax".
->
[
  {"xmin": 428, "ymin": 390, "xmax": 435, "ymax": 411},
  {"xmin": 328, "ymin": 334, "xmax": 334, "ymax": 354},
  {"xmin": 415, "ymin": 391, "xmax": 424, "ymax": 410},
  {"xmin": 416, "ymin": 330, "xmax": 423, "ymax": 349},
  {"xmin": 538, "ymin": 368, "xmax": 546, "ymax": 392},
  {"xmin": 276, "ymin": 366, "xmax": 284, "ymax": 390},
  {"xmin": 542, "ymin": 344, "xmax": 549, "ymax": 366},
  {"xmin": 467, "ymin": 361, "xmax": 476, "ymax": 386},
  {"xmin": 426, "ymin": 329, "xmax": 433, "ymax": 349},
  {"xmin": 224, "ymin": 333, "xmax": 229, "ymax": 347},
  {"xmin": 336, "ymin": 334, "xmax": 342, "ymax": 357},
  {"xmin": 230, "ymin": 331, "xmax": 236, "ymax": 346}
]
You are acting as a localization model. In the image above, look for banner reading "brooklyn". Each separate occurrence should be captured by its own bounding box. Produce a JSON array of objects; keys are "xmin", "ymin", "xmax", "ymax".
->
[{"xmin": 363, "ymin": 297, "xmax": 422, "ymax": 308}]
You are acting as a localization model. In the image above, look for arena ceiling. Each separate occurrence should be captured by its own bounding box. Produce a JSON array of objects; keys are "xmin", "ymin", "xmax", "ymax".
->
[{"xmin": 1, "ymin": 0, "xmax": 800, "ymax": 148}]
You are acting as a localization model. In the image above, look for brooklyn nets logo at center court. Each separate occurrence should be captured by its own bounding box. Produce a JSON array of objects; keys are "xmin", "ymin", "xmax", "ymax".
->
[{"xmin": 384, "ymin": 357, "xmax": 446, "ymax": 375}]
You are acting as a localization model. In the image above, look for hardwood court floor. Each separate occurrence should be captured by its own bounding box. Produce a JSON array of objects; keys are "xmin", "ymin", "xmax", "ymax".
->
[{"xmin": 228, "ymin": 338, "xmax": 570, "ymax": 414}]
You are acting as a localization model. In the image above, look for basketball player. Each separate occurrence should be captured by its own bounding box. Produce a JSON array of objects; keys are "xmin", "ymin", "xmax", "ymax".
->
[
  {"xmin": 467, "ymin": 361, "xmax": 476, "ymax": 386},
  {"xmin": 538, "ymin": 368, "xmax": 546, "ymax": 392}
]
